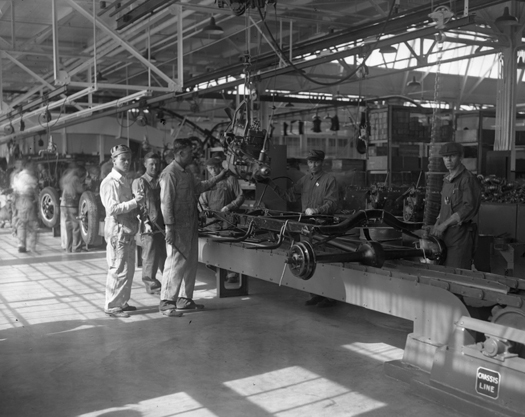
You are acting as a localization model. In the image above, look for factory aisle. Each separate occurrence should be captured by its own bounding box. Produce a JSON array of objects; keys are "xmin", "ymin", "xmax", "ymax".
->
[{"xmin": 0, "ymin": 228, "xmax": 464, "ymax": 417}]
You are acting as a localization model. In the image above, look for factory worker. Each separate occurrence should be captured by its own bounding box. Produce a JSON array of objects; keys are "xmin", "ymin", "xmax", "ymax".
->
[
  {"xmin": 100, "ymin": 145, "xmax": 144, "ymax": 318},
  {"xmin": 159, "ymin": 138, "xmax": 229, "ymax": 317},
  {"xmin": 11, "ymin": 161, "xmax": 39, "ymax": 253},
  {"xmin": 132, "ymin": 152, "xmax": 166, "ymax": 295},
  {"xmin": 431, "ymin": 142, "xmax": 482, "ymax": 269},
  {"xmin": 199, "ymin": 155, "xmax": 244, "ymax": 217},
  {"xmin": 60, "ymin": 165, "xmax": 87, "ymax": 253},
  {"xmin": 199, "ymin": 155, "xmax": 245, "ymax": 283},
  {"xmin": 269, "ymin": 149, "xmax": 339, "ymax": 307}
]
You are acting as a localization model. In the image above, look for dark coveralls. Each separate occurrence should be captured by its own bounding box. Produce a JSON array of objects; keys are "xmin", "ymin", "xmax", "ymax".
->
[
  {"xmin": 160, "ymin": 161, "xmax": 217, "ymax": 306},
  {"xmin": 133, "ymin": 173, "xmax": 166, "ymax": 293},
  {"xmin": 60, "ymin": 171, "xmax": 85, "ymax": 253},
  {"xmin": 289, "ymin": 170, "xmax": 338, "ymax": 214},
  {"xmin": 286, "ymin": 170, "xmax": 339, "ymax": 305},
  {"xmin": 438, "ymin": 163, "xmax": 481, "ymax": 269},
  {"xmin": 199, "ymin": 176, "xmax": 244, "ymax": 230}
]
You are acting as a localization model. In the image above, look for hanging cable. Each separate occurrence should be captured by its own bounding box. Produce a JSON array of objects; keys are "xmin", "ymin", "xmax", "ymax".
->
[{"xmin": 256, "ymin": 0, "xmax": 398, "ymax": 87}]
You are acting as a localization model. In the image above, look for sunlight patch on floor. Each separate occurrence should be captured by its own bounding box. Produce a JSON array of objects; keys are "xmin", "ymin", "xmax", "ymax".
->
[
  {"xmin": 224, "ymin": 366, "xmax": 386, "ymax": 416},
  {"xmin": 342, "ymin": 342, "xmax": 404, "ymax": 362},
  {"xmin": 77, "ymin": 392, "xmax": 219, "ymax": 417}
]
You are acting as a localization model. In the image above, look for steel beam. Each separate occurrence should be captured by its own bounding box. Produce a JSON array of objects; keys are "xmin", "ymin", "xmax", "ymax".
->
[
  {"xmin": 66, "ymin": 0, "xmax": 180, "ymax": 91},
  {"xmin": 198, "ymin": 238, "xmax": 470, "ymax": 373}
]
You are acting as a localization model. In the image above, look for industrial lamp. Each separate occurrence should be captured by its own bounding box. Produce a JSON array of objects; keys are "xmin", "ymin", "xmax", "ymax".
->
[
  {"xmin": 406, "ymin": 76, "xmax": 421, "ymax": 88},
  {"xmin": 203, "ymin": 17, "xmax": 224, "ymax": 35},
  {"xmin": 495, "ymin": 7, "xmax": 519, "ymax": 27},
  {"xmin": 379, "ymin": 45, "xmax": 397, "ymax": 54},
  {"xmin": 285, "ymin": 102, "xmax": 294, "ymax": 108},
  {"xmin": 518, "ymin": 57, "xmax": 525, "ymax": 70},
  {"xmin": 136, "ymin": 111, "xmax": 148, "ymax": 127}
]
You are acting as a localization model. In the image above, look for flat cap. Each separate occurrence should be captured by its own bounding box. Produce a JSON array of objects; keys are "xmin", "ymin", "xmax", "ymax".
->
[
  {"xmin": 306, "ymin": 149, "xmax": 325, "ymax": 161},
  {"xmin": 205, "ymin": 156, "xmax": 223, "ymax": 166},
  {"xmin": 110, "ymin": 144, "xmax": 131, "ymax": 158},
  {"xmin": 439, "ymin": 142, "xmax": 463, "ymax": 156}
]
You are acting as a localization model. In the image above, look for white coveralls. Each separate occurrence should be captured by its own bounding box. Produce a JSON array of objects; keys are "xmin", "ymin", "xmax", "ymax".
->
[{"xmin": 100, "ymin": 169, "xmax": 139, "ymax": 313}]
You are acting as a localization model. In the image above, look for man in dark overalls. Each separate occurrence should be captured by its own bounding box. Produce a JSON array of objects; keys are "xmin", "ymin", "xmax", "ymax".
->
[
  {"xmin": 133, "ymin": 152, "xmax": 166, "ymax": 295},
  {"xmin": 431, "ymin": 142, "xmax": 481, "ymax": 269}
]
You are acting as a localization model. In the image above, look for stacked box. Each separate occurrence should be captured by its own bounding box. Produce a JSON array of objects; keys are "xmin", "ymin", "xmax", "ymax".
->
[
  {"xmin": 369, "ymin": 108, "xmax": 388, "ymax": 142},
  {"xmin": 367, "ymin": 156, "xmax": 388, "ymax": 170},
  {"xmin": 392, "ymin": 108, "xmax": 411, "ymax": 142}
]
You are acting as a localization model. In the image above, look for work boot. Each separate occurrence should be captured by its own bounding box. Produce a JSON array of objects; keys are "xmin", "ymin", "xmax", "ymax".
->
[
  {"xmin": 159, "ymin": 300, "xmax": 183, "ymax": 317},
  {"xmin": 144, "ymin": 279, "xmax": 161, "ymax": 294},
  {"xmin": 176, "ymin": 297, "xmax": 204, "ymax": 310}
]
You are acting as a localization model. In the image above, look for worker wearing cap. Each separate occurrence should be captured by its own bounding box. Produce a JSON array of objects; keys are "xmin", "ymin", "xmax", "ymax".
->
[
  {"xmin": 285, "ymin": 149, "xmax": 339, "ymax": 307},
  {"xmin": 199, "ymin": 156, "xmax": 245, "ymax": 217},
  {"xmin": 288, "ymin": 149, "xmax": 338, "ymax": 216},
  {"xmin": 159, "ymin": 138, "xmax": 229, "ymax": 317},
  {"xmin": 199, "ymin": 155, "xmax": 245, "ymax": 283},
  {"xmin": 132, "ymin": 152, "xmax": 166, "ymax": 295},
  {"xmin": 431, "ymin": 142, "xmax": 481, "ymax": 269},
  {"xmin": 100, "ymin": 145, "xmax": 144, "ymax": 318}
]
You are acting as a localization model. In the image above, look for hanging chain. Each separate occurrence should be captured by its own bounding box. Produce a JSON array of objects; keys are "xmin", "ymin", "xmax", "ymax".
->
[{"xmin": 430, "ymin": 31, "xmax": 444, "ymax": 144}]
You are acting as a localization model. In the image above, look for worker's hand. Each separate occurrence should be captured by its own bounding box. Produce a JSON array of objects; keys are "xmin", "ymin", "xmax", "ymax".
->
[
  {"xmin": 165, "ymin": 225, "xmax": 176, "ymax": 245},
  {"xmin": 134, "ymin": 192, "xmax": 145, "ymax": 204},
  {"xmin": 221, "ymin": 205, "xmax": 230, "ymax": 213},
  {"xmin": 421, "ymin": 225, "xmax": 432, "ymax": 238},
  {"xmin": 305, "ymin": 208, "xmax": 318, "ymax": 216},
  {"xmin": 143, "ymin": 223, "xmax": 153, "ymax": 234},
  {"xmin": 430, "ymin": 223, "xmax": 446, "ymax": 238}
]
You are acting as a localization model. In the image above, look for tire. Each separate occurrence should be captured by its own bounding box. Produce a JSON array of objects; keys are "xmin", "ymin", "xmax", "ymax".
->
[
  {"xmin": 38, "ymin": 186, "xmax": 60, "ymax": 228},
  {"xmin": 79, "ymin": 191, "xmax": 100, "ymax": 246}
]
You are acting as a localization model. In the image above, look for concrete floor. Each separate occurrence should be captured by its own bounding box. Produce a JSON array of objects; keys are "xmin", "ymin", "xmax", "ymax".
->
[{"xmin": 0, "ymin": 228, "xmax": 477, "ymax": 417}]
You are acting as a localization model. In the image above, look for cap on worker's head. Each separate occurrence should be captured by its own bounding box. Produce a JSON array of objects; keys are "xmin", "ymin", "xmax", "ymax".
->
[
  {"xmin": 110, "ymin": 144, "xmax": 131, "ymax": 158},
  {"xmin": 439, "ymin": 142, "xmax": 463, "ymax": 156},
  {"xmin": 306, "ymin": 149, "xmax": 325, "ymax": 161},
  {"xmin": 205, "ymin": 156, "xmax": 223, "ymax": 167}
]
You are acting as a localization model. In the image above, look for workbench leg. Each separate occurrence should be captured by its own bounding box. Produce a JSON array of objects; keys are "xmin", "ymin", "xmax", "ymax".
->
[{"xmin": 216, "ymin": 268, "xmax": 248, "ymax": 298}]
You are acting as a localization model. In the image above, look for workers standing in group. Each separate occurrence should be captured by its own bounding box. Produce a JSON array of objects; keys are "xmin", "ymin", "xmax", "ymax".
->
[
  {"xmin": 158, "ymin": 138, "xmax": 229, "ymax": 317},
  {"xmin": 132, "ymin": 152, "xmax": 166, "ymax": 295},
  {"xmin": 100, "ymin": 145, "xmax": 144, "ymax": 318},
  {"xmin": 431, "ymin": 142, "xmax": 482, "ymax": 269}
]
